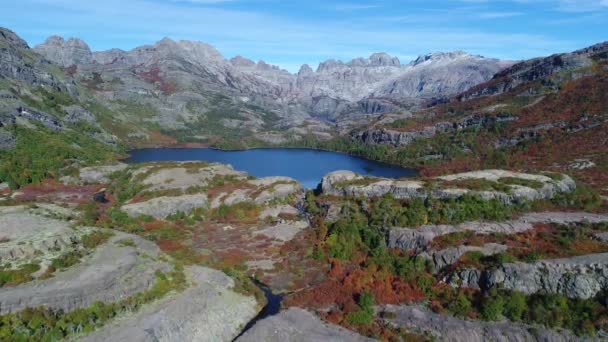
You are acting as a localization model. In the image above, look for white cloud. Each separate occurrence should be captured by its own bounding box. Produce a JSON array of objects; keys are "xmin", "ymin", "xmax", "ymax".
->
[
  {"xmin": 557, "ymin": 0, "xmax": 608, "ymax": 12},
  {"xmin": 478, "ymin": 11, "xmax": 523, "ymax": 18},
  {"xmin": 1, "ymin": 0, "xmax": 582, "ymax": 72}
]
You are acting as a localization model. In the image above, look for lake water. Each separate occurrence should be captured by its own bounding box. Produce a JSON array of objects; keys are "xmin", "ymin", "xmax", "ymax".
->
[{"xmin": 126, "ymin": 148, "xmax": 416, "ymax": 189}]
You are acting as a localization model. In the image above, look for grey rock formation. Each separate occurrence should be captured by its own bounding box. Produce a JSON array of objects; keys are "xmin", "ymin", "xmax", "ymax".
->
[
  {"xmin": 380, "ymin": 305, "xmax": 585, "ymax": 342},
  {"xmin": 82, "ymin": 266, "xmax": 259, "ymax": 342},
  {"xmin": 421, "ymin": 243, "xmax": 508, "ymax": 273},
  {"xmin": 460, "ymin": 41, "xmax": 608, "ymax": 100},
  {"xmin": 31, "ymin": 32, "xmax": 513, "ymax": 127},
  {"xmin": 121, "ymin": 193, "xmax": 208, "ymax": 219},
  {"xmin": 448, "ymin": 253, "xmax": 608, "ymax": 299},
  {"xmin": 237, "ymin": 307, "xmax": 375, "ymax": 342},
  {"xmin": 321, "ymin": 169, "xmax": 575, "ymax": 204},
  {"xmin": 388, "ymin": 212, "xmax": 608, "ymax": 253},
  {"xmin": 353, "ymin": 114, "xmax": 517, "ymax": 147},
  {"xmin": 33, "ymin": 35, "xmax": 93, "ymax": 67},
  {"xmin": 0, "ymin": 227, "xmax": 169, "ymax": 314},
  {"xmin": 0, "ymin": 28, "xmax": 61, "ymax": 88},
  {"xmin": 77, "ymin": 163, "xmax": 128, "ymax": 184}
]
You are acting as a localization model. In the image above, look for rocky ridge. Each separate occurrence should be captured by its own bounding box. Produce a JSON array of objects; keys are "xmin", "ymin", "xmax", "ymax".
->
[
  {"xmin": 380, "ymin": 305, "xmax": 585, "ymax": 342},
  {"xmin": 448, "ymin": 252, "xmax": 608, "ymax": 299},
  {"xmin": 321, "ymin": 169, "xmax": 575, "ymax": 204}
]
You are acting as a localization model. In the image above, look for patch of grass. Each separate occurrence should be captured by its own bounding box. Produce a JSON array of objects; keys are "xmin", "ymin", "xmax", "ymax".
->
[
  {"xmin": 115, "ymin": 238, "xmax": 135, "ymax": 247},
  {"xmin": 0, "ymin": 263, "xmax": 40, "ymax": 287},
  {"xmin": 441, "ymin": 178, "xmax": 512, "ymax": 193},
  {"xmin": 211, "ymin": 202, "xmax": 260, "ymax": 223},
  {"xmin": 498, "ymin": 177, "xmax": 545, "ymax": 189}
]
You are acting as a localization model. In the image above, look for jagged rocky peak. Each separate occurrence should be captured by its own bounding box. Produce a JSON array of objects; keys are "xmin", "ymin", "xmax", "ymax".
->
[
  {"xmin": 230, "ymin": 55, "xmax": 256, "ymax": 67},
  {"xmin": 411, "ymin": 51, "xmax": 476, "ymax": 66},
  {"xmin": 297, "ymin": 64, "xmax": 313, "ymax": 76},
  {"xmin": 153, "ymin": 37, "xmax": 225, "ymax": 62},
  {"xmin": 0, "ymin": 28, "xmax": 30, "ymax": 50},
  {"xmin": 34, "ymin": 34, "xmax": 92, "ymax": 67},
  {"xmin": 92, "ymin": 48, "xmax": 126, "ymax": 65},
  {"xmin": 368, "ymin": 52, "xmax": 400, "ymax": 67},
  {"xmin": 316, "ymin": 59, "xmax": 345, "ymax": 72}
]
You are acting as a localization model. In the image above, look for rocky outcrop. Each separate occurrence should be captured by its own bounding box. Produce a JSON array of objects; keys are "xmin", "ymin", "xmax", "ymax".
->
[
  {"xmin": 380, "ymin": 305, "xmax": 584, "ymax": 342},
  {"xmin": 0, "ymin": 227, "xmax": 169, "ymax": 314},
  {"xmin": 388, "ymin": 212, "xmax": 608, "ymax": 253},
  {"xmin": 352, "ymin": 114, "xmax": 517, "ymax": 147},
  {"xmin": 82, "ymin": 266, "xmax": 259, "ymax": 342},
  {"xmin": 121, "ymin": 193, "xmax": 208, "ymax": 219},
  {"xmin": 460, "ymin": 41, "xmax": 608, "ymax": 100},
  {"xmin": 0, "ymin": 28, "xmax": 61, "ymax": 88},
  {"xmin": 322, "ymin": 169, "xmax": 575, "ymax": 204},
  {"xmin": 77, "ymin": 163, "xmax": 128, "ymax": 184},
  {"xmin": 254, "ymin": 220, "xmax": 309, "ymax": 242},
  {"xmin": 137, "ymin": 163, "xmax": 246, "ymax": 192},
  {"xmin": 237, "ymin": 307, "xmax": 375, "ymax": 342},
  {"xmin": 0, "ymin": 206, "xmax": 90, "ymax": 265},
  {"xmin": 421, "ymin": 244, "xmax": 508, "ymax": 273},
  {"xmin": 33, "ymin": 35, "xmax": 93, "ymax": 67},
  {"xmin": 448, "ymin": 253, "xmax": 608, "ymax": 299}
]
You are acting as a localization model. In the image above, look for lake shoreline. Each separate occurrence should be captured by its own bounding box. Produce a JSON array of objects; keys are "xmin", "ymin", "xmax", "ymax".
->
[{"xmin": 125, "ymin": 147, "xmax": 417, "ymax": 189}]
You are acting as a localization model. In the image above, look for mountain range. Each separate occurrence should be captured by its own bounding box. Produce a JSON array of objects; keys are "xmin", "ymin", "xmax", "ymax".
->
[{"xmin": 31, "ymin": 34, "xmax": 512, "ymax": 137}]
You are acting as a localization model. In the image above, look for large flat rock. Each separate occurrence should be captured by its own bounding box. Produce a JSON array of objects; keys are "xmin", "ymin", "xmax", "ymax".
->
[
  {"xmin": 82, "ymin": 266, "xmax": 259, "ymax": 342},
  {"xmin": 121, "ymin": 193, "xmax": 208, "ymax": 219},
  {"xmin": 236, "ymin": 307, "xmax": 375, "ymax": 342},
  {"xmin": 0, "ymin": 230, "xmax": 169, "ymax": 314}
]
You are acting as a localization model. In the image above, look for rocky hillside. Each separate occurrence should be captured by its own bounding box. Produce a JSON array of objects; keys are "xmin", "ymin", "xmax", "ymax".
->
[{"xmin": 349, "ymin": 40, "xmax": 608, "ymax": 196}]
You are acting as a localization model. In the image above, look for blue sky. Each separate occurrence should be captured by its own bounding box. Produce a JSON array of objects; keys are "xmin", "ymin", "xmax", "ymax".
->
[{"xmin": 1, "ymin": 0, "xmax": 607, "ymax": 72}]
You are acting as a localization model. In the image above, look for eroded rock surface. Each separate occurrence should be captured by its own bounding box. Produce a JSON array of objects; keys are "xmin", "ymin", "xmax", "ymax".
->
[
  {"xmin": 380, "ymin": 305, "xmax": 584, "ymax": 342},
  {"xmin": 0, "ymin": 208, "xmax": 169, "ymax": 313},
  {"xmin": 121, "ymin": 193, "xmax": 208, "ymax": 219},
  {"xmin": 322, "ymin": 169, "xmax": 575, "ymax": 204},
  {"xmin": 237, "ymin": 307, "xmax": 375, "ymax": 342},
  {"xmin": 388, "ymin": 212, "xmax": 608, "ymax": 253},
  {"xmin": 82, "ymin": 266, "xmax": 259, "ymax": 342},
  {"xmin": 448, "ymin": 253, "xmax": 608, "ymax": 299}
]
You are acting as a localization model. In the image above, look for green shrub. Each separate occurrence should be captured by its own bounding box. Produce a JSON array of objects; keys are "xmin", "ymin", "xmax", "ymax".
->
[{"xmin": 346, "ymin": 292, "xmax": 375, "ymax": 325}]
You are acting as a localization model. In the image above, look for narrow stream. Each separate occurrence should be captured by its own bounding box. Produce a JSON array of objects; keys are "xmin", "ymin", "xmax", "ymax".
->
[{"xmin": 233, "ymin": 279, "xmax": 284, "ymax": 340}]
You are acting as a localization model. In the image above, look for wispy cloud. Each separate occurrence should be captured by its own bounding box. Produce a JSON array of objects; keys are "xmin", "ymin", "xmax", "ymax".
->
[
  {"xmin": 0, "ymin": 0, "xmax": 600, "ymax": 72},
  {"xmin": 478, "ymin": 11, "xmax": 523, "ymax": 18},
  {"xmin": 331, "ymin": 3, "xmax": 381, "ymax": 11},
  {"xmin": 557, "ymin": 0, "xmax": 608, "ymax": 12}
]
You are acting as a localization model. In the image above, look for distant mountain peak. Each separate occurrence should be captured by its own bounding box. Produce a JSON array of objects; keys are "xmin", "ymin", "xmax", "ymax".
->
[
  {"xmin": 411, "ymin": 51, "xmax": 478, "ymax": 66},
  {"xmin": 34, "ymin": 34, "xmax": 92, "ymax": 67}
]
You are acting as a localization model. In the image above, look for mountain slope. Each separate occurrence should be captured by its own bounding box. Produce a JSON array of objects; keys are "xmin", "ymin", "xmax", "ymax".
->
[{"xmin": 351, "ymin": 40, "xmax": 608, "ymax": 194}]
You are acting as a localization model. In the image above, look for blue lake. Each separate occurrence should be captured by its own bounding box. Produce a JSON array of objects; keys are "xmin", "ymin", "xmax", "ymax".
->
[{"xmin": 126, "ymin": 148, "xmax": 416, "ymax": 189}]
